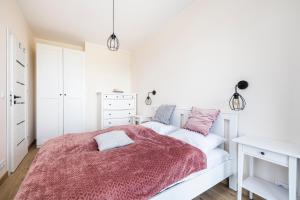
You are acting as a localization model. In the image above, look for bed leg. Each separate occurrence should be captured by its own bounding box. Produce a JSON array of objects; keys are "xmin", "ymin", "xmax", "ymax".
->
[{"xmin": 229, "ymin": 141, "xmax": 238, "ymax": 191}]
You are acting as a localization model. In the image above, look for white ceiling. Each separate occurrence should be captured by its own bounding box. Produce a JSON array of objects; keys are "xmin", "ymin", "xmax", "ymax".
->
[{"xmin": 17, "ymin": 0, "xmax": 194, "ymax": 50}]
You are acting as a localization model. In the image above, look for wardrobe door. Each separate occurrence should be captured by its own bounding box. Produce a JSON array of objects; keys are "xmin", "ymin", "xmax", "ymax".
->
[
  {"xmin": 63, "ymin": 49, "xmax": 85, "ymax": 133},
  {"xmin": 36, "ymin": 44, "xmax": 63, "ymax": 146}
]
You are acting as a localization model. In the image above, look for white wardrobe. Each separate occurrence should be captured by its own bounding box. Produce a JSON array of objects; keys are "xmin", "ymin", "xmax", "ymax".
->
[{"xmin": 36, "ymin": 43, "xmax": 85, "ymax": 146}]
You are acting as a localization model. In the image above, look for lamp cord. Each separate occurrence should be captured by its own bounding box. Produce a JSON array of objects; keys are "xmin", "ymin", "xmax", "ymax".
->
[{"xmin": 113, "ymin": 0, "xmax": 115, "ymax": 34}]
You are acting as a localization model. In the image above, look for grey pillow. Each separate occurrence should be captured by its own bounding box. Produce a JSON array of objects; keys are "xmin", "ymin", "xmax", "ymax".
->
[
  {"xmin": 152, "ymin": 105, "xmax": 176, "ymax": 125},
  {"xmin": 94, "ymin": 130, "xmax": 134, "ymax": 151}
]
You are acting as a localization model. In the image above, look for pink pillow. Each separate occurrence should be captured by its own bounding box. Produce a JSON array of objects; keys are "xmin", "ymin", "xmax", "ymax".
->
[{"xmin": 184, "ymin": 107, "xmax": 220, "ymax": 136}]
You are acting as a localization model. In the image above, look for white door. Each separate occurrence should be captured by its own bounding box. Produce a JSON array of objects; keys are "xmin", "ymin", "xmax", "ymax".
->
[
  {"xmin": 8, "ymin": 35, "xmax": 28, "ymax": 172},
  {"xmin": 36, "ymin": 44, "xmax": 63, "ymax": 146},
  {"xmin": 63, "ymin": 49, "xmax": 85, "ymax": 133}
]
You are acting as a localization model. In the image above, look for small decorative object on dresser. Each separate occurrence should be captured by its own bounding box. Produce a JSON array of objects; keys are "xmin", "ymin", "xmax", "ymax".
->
[
  {"xmin": 233, "ymin": 136, "xmax": 300, "ymax": 200},
  {"xmin": 97, "ymin": 92, "xmax": 137, "ymax": 129},
  {"xmin": 132, "ymin": 115, "xmax": 152, "ymax": 125}
]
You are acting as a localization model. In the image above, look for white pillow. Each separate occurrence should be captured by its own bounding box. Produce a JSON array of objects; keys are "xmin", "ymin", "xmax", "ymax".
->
[
  {"xmin": 141, "ymin": 121, "xmax": 179, "ymax": 135},
  {"xmin": 94, "ymin": 130, "xmax": 134, "ymax": 151},
  {"xmin": 168, "ymin": 129, "xmax": 225, "ymax": 153}
]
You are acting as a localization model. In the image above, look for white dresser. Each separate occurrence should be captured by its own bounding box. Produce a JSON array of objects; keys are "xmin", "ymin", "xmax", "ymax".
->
[{"xmin": 97, "ymin": 93, "xmax": 137, "ymax": 129}]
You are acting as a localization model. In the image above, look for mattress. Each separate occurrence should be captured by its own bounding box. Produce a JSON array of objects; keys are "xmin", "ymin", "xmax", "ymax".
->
[{"xmin": 160, "ymin": 148, "xmax": 231, "ymax": 192}]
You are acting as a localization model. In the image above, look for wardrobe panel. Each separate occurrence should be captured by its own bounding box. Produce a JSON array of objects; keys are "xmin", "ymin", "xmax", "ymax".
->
[
  {"xmin": 63, "ymin": 48, "xmax": 85, "ymax": 133},
  {"xmin": 36, "ymin": 44, "xmax": 64, "ymax": 146}
]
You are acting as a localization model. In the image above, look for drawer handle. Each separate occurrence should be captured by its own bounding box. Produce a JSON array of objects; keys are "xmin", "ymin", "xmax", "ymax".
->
[
  {"xmin": 260, "ymin": 152, "xmax": 265, "ymax": 156},
  {"xmin": 109, "ymin": 104, "xmax": 111, "ymax": 106},
  {"xmin": 128, "ymin": 120, "xmax": 130, "ymax": 123},
  {"xmin": 129, "ymin": 104, "xmax": 131, "ymax": 106},
  {"xmin": 109, "ymin": 113, "xmax": 111, "ymax": 116},
  {"xmin": 128, "ymin": 112, "xmax": 131, "ymax": 115}
]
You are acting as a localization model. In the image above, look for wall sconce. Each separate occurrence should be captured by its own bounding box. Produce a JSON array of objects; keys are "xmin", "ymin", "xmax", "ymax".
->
[
  {"xmin": 145, "ymin": 90, "xmax": 156, "ymax": 105},
  {"xmin": 229, "ymin": 80, "xmax": 248, "ymax": 111}
]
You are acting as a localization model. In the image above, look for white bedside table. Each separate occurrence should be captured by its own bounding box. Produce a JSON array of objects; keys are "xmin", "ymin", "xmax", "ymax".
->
[
  {"xmin": 132, "ymin": 115, "xmax": 152, "ymax": 125},
  {"xmin": 233, "ymin": 136, "xmax": 300, "ymax": 200}
]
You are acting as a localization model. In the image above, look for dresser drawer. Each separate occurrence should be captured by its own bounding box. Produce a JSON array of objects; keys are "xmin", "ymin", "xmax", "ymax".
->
[
  {"xmin": 243, "ymin": 145, "xmax": 288, "ymax": 167},
  {"xmin": 103, "ymin": 118, "xmax": 132, "ymax": 128},
  {"xmin": 103, "ymin": 94, "xmax": 135, "ymax": 100},
  {"xmin": 103, "ymin": 94, "xmax": 121, "ymax": 100},
  {"xmin": 103, "ymin": 110, "xmax": 135, "ymax": 119},
  {"xmin": 103, "ymin": 100, "xmax": 135, "ymax": 110},
  {"xmin": 121, "ymin": 95, "xmax": 134, "ymax": 100}
]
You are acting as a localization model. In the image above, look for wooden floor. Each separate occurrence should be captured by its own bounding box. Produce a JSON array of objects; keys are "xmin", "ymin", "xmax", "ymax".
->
[{"xmin": 0, "ymin": 146, "xmax": 262, "ymax": 200}]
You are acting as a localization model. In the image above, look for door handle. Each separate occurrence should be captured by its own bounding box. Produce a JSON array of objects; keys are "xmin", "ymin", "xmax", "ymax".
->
[
  {"xmin": 14, "ymin": 101, "xmax": 25, "ymax": 104},
  {"xmin": 14, "ymin": 95, "xmax": 21, "ymax": 99}
]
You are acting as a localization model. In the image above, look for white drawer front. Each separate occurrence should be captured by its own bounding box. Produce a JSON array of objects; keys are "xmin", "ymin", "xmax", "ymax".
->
[
  {"xmin": 103, "ymin": 110, "xmax": 135, "ymax": 119},
  {"xmin": 103, "ymin": 100, "xmax": 135, "ymax": 110},
  {"xmin": 121, "ymin": 95, "xmax": 134, "ymax": 100},
  {"xmin": 103, "ymin": 118, "xmax": 132, "ymax": 128},
  {"xmin": 103, "ymin": 94, "xmax": 121, "ymax": 100},
  {"xmin": 243, "ymin": 145, "xmax": 288, "ymax": 167},
  {"xmin": 103, "ymin": 94, "xmax": 135, "ymax": 100}
]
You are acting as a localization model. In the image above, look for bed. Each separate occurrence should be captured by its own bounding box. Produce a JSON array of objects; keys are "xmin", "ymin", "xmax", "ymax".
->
[
  {"xmin": 151, "ymin": 107, "xmax": 238, "ymax": 200},
  {"xmin": 15, "ymin": 107, "xmax": 238, "ymax": 200}
]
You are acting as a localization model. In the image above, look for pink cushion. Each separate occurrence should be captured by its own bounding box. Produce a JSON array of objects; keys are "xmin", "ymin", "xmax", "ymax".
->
[{"xmin": 184, "ymin": 107, "xmax": 220, "ymax": 136}]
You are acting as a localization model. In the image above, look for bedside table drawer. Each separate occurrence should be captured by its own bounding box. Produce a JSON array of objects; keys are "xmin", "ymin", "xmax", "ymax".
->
[{"xmin": 243, "ymin": 145, "xmax": 288, "ymax": 167}]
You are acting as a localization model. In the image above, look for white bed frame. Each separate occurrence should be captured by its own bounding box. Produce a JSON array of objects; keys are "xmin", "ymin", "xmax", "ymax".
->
[{"xmin": 150, "ymin": 107, "xmax": 238, "ymax": 200}]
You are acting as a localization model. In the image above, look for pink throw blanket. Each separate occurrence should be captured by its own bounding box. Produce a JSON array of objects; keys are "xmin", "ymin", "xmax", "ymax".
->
[{"xmin": 15, "ymin": 125, "xmax": 206, "ymax": 200}]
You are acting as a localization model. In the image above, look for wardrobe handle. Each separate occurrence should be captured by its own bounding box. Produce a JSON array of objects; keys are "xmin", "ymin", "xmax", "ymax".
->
[
  {"xmin": 64, "ymin": 94, "xmax": 67, "ymax": 96},
  {"xmin": 59, "ymin": 94, "xmax": 62, "ymax": 96},
  {"xmin": 260, "ymin": 152, "xmax": 265, "ymax": 156}
]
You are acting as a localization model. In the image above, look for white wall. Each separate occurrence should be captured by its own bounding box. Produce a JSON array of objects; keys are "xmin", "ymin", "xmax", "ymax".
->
[
  {"xmin": 132, "ymin": 0, "xmax": 300, "ymax": 191},
  {"xmin": 0, "ymin": 0, "xmax": 34, "ymax": 177},
  {"xmin": 85, "ymin": 42, "xmax": 131, "ymax": 131}
]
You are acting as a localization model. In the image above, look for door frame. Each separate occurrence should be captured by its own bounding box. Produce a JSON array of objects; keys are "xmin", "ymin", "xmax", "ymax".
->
[{"xmin": 6, "ymin": 29, "xmax": 29, "ymax": 173}]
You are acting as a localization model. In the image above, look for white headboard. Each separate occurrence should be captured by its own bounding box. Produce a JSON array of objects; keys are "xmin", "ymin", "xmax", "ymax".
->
[
  {"xmin": 151, "ymin": 106, "xmax": 238, "ymax": 190},
  {"xmin": 151, "ymin": 106, "xmax": 238, "ymax": 141}
]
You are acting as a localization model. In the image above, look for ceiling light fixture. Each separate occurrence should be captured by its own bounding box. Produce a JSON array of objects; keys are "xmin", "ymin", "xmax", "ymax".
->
[{"xmin": 107, "ymin": 0, "xmax": 120, "ymax": 51}]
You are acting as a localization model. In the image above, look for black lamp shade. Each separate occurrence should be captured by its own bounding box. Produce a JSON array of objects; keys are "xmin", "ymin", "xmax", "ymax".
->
[
  {"xmin": 229, "ymin": 81, "xmax": 248, "ymax": 111},
  {"xmin": 145, "ymin": 90, "xmax": 156, "ymax": 105},
  {"xmin": 107, "ymin": 33, "xmax": 120, "ymax": 51}
]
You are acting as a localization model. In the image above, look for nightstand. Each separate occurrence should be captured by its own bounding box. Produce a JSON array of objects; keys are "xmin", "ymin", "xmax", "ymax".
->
[
  {"xmin": 132, "ymin": 115, "xmax": 152, "ymax": 125},
  {"xmin": 233, "ymin": 136, "xmax": 300, "ymax": 200}
]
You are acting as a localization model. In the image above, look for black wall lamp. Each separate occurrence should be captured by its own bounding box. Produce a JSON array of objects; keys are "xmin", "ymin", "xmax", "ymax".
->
[
  {"xmin": 145, "ymin": 90, "xmax": 156, "ymax": 105},
  {"xmin": 229, "ymin": 80, "xmax": 249, "ymax": 111}
]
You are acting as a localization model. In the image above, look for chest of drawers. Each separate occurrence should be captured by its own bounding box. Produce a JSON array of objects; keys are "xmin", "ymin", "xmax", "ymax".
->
[{"xmin": 97, "ymin": 92, "xmax": 137, "ymax": 129}]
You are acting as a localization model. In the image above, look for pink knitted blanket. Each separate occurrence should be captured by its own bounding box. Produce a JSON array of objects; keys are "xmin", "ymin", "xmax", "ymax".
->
[{"xmin": 15, "ymin": 125, "xmax": 206, "ymax": 200}]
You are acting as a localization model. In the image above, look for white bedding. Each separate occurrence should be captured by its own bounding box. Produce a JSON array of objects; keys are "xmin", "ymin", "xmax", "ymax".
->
[{"xmin": 206, "ymin": 148, "xmax": 231, "ymax": 169}]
